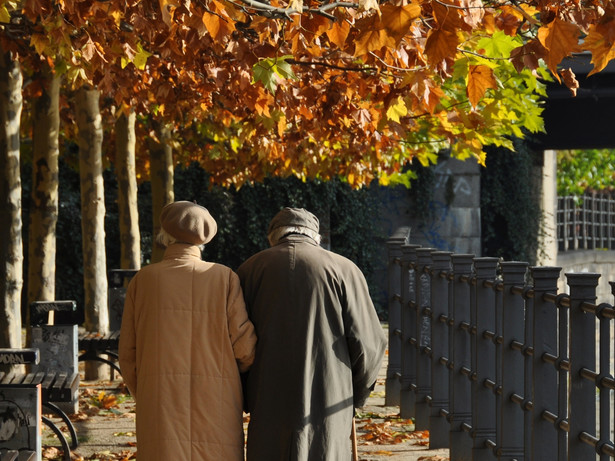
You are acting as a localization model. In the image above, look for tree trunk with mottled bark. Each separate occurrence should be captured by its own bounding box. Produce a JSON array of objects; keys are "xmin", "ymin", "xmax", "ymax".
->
[
  {"xmin": 115, "ymin": 111, "xmax": 141, "ymax": 270},
  {"xmin": 27, "ymin": 69, "xmax": 60, "ymax": 314},
  {"xmin": 75, "ymin": 86, "xmax": 109, "ymax": 379},
  {"xmin": 0, "ymin": 49, "xmax": 23, "ymax": 359},
  {"xmin": 149, "ymin": 122, "xmax": 174, "ymax": 263}
]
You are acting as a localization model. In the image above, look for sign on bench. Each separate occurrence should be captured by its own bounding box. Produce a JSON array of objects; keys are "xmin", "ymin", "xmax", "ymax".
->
[
  {"xmin": 0, "ymin": 350, "xmax": 42, "ymax": 461},
  {"xmin": 29, "ymin": 301, "xmax": 77, "ymax": 327}
]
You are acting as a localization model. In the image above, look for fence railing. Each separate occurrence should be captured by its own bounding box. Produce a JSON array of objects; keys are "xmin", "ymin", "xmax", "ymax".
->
[
  {"xmin": 386, "ymin": 228, "xmax": 615, "ymax": 460},
  {"xmin": 558, "ymin": 192, "xmax": 615, "ymax": 251}
]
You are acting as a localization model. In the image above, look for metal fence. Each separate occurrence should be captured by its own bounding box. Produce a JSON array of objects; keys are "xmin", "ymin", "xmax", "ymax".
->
[
  {"xmin": 386, "ymin": 228, "xmax": 615, "ymax": 460},
  {"xmin": 558, "ymin": 192, "xmax": 615, "ymax": 251}
]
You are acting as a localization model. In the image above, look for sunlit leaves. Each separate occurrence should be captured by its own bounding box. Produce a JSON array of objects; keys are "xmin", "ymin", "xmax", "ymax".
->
[{"xmin": 8, "ymin": 0, "xmax": 615, "ymax": 188}]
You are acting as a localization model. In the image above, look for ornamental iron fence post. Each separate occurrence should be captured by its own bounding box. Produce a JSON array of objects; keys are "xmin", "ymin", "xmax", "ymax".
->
[
  {"xmin": 471, "ymin": 257, "xmax": 499, "ymax": 460},
  {"xmin": 414, "ymin": 248, "xmax": 434, "ymax": 430},
  {"xmin": 566, "ymin": 272, "xmax": 599, "ymax": 460},
  {"xmin": 429, "ymin": 251, "xmax": 452, "ymax": 448},
  {"xmin": 385, "ymin": 227, "xmax": 410, "ymax": 406},
  {"xmin": 498, "ymin": 262, "xmax": 528, "ymax": 460},
  {"xmin": 529, "ymin": 267, "xmax": 561, "ymax": 460},
  {"xmin": 400, "ymin": 243, "xmax": 421, "ymax": 419},
  {"xmin": 449, "ymin": 254, "xmax": 475, "ymax": 461}
]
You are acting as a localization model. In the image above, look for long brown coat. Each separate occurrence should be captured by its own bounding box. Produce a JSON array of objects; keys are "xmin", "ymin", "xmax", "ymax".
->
[
  {"xmin": 237, "ymin": 235, "xmax": 386, "ymax": 461},
  {"xmin": 119, "ymin": 243, "xmax": 257, "ymax": 460}
]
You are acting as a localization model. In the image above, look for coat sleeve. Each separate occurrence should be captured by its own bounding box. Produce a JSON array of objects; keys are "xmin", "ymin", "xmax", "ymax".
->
[
  {"xmin": 119, "ymin": 281, "xmax": 138, "ymax": 400},
  {"xmin": 227, "ymin": 270, "xmax": 257, "ymax": 373},
  {"xmin": 343, "ymin": 263, "xmax": 387, "ymax": 408}
]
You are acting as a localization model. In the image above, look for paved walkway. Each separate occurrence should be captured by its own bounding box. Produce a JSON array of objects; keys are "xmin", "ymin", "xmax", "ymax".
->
[{"xmin": 40, "ymin": 332, "xmax": 450, "ymax": 460}]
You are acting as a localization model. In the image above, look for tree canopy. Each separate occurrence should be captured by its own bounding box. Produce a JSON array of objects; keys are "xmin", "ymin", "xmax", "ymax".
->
[{"xmin": 2, "ymin": 0, "xmax": 614, "ymax": 186}]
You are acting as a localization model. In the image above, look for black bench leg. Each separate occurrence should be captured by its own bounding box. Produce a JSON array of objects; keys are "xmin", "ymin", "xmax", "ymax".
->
[
  {"xmin": 43, "ymin": 401, "xmax": 79, "ymax": 449},
  {"xmin": 78, "ymin": 352, "xmax": 122, "ymax": 375},
  {"xmin": 42, "ymin": 415, "xmax": 72, "ymax": 461}
]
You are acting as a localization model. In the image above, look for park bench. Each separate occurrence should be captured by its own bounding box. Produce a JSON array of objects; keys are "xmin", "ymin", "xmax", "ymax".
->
[
  {"xmin": 27, "ymin": 301, "xmax": 82, "ymax": 460},
  {"xmin": 0, "ymin": 347, "xmax": 77, "ymax": 461}
]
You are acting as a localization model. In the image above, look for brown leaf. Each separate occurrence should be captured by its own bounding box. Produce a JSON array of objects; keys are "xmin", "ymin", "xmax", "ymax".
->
[
  {"xmin": 537, "ymin": 18, "xmax": 582, "ymax": 79},
  {"xmin": 467, "ymin": 64, "xmax": 497, "ymax": 107}
]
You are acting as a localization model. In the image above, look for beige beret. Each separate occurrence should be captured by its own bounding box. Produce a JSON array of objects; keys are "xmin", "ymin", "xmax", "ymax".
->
[{"xmin": 160, "ymin": 201, "xmax": 217, "ymax": 245}]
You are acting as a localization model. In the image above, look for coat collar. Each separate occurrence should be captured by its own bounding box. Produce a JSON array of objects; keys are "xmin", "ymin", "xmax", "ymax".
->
[
  {"xmin": 277, "ymin": 233, "xmax": 319, "ymax": 247},
  {"xmin": 163, "ymin": 243, "xmax": 203, "ymax": 260}
]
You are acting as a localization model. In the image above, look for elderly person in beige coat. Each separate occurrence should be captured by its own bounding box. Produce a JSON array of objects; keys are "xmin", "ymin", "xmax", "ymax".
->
[{"xmin": 119, "ymin": 201, "xmax": 257, "ymax": 461}]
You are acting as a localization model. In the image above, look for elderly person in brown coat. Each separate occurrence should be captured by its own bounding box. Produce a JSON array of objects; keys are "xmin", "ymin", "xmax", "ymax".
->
[
  {"xmin": 119, "ymin": 201, "xmax": 257, "ymax": 461},
  {"xmin": 237, "ymin": 207, "xmax": 386, "ymax": 461}
]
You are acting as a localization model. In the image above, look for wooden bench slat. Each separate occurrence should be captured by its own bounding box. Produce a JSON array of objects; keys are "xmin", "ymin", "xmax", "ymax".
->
[{"xmin": 0, "ymin": 371, "xmax": 15, "ymax": 384}]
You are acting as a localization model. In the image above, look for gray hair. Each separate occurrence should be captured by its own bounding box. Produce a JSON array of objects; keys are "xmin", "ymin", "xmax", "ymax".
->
[
  {"xmin": 268, "ymin": 226, "xmax": 321, "ymax": 247},
  {"xmin": 156, "ymin": 228, "xmax": 177, "ymax": 248}
]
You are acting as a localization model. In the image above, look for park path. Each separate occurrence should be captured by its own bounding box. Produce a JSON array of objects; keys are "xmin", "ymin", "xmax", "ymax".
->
[{"xmin": 39, "ymin": 325, "xmax": 450, "ymax": 460}]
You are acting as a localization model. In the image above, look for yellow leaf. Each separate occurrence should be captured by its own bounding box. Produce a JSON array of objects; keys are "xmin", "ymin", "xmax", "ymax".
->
[
  {"xmin": 133, "ymin": 43, "xmax": 152, "ymax": 70},
  {"xmin": 467, "ymin": 64, "xmax": 497, "ymax": 107},
  {"xmin": 0, "ymin": 5, "xmax": 10, "ymax": 23},
  {"xmin": 386, "ymin": 96, "xmax": 407, "ymax": 123}
]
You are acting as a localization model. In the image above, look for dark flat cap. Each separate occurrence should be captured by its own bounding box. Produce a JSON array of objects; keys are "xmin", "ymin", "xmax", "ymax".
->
[
  {"xmin": 268, "ymin": 207, "xmax": 320, "ymax": 234},
  {"xmin": 160, "ymin": 201, "xmax": 217, "ymax": 245}
]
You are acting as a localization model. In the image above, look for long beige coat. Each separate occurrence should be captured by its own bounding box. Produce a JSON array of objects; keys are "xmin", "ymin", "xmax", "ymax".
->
[{"xmin": 119, "ymin": 243, "xmax": 256, "ymax": 460}]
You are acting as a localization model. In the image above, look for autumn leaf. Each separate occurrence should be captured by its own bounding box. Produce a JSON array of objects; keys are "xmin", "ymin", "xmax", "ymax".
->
[
  {"xmin": 559, "ymin": 68, "xmax": 579, "ymax": 96},
  {"xmin": 358, "ymin": 0, "xmax": 380, "ymax": 15},
  {"xmin": 380, "ymin": 3, "xmax": 421, "ymax": 44},
  {"xmin": 425, "ymin": 28, "xmax": 459, "ymax": 69},
  {"xmin": 537, "ymin": 18, "xmax": 581, "ymax": 79},
  {"xmin": 326, "ymin": 19, "xmax": 350, "ymax": 49},
  {"xmin": 132, "ymin": 43, "xmax": 152, "ymax": 70},
  {"xmin": 159, "ymin": 0, "xmax": 180, "ymax": 27},
  {"xmin": 386, "ymin": 96, "xmax": 407, "ymax": 123},
  {"xmin": 0, "ymin": 4, "xmax": 10, "ymax": 23},
  {"xmin": 354, "ymin": 26, "xmax": 395, "ymax": 57},
  {"xmin": 583, "ymin": 23, "xmax": 615, "ymax": 76},
  {"xmin": 202, "ymin": 0, "xmax": 236, "ymax": 40},
  {"xmin": 30, "ymin": 34, "xmax": 50, "ymax": 55},
  {"xmin": 467, "ymin": 64, "xmax": 497, "ymax": 107}
]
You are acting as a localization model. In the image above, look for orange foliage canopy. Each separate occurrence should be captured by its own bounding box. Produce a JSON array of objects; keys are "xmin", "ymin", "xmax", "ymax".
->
[{"xmin": 2, "ymin": 1, "xmax": 614, "ymax": 186}]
